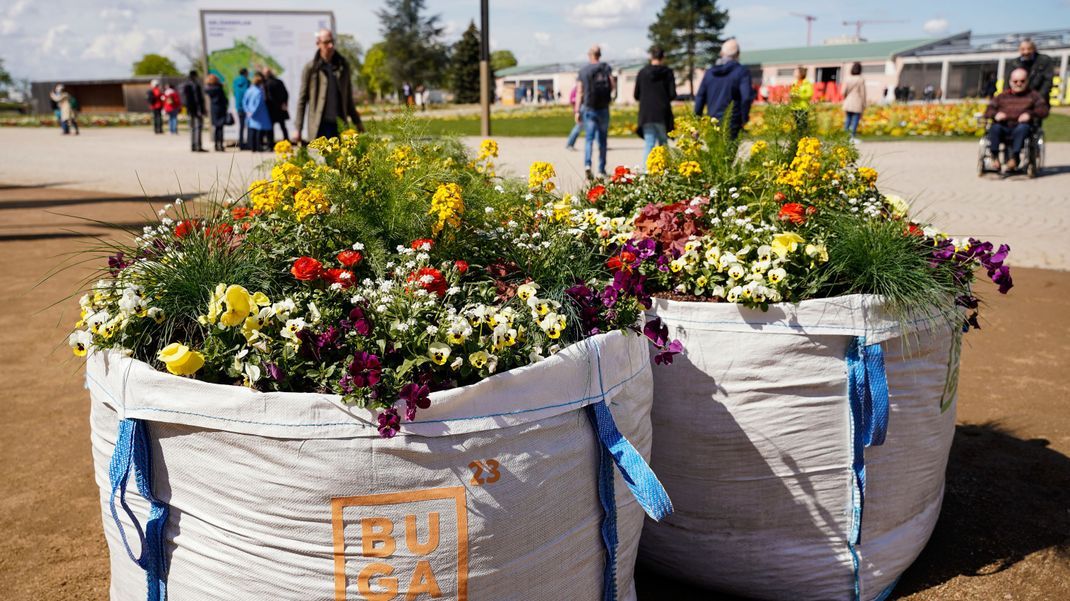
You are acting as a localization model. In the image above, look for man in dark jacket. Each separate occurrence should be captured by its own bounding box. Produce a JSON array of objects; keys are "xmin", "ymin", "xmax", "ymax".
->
[
  {"xmin": 294, "ymin": 29, "xmax": 364, "ymax": 143},
  {"xmin": 634, "ymin": 46, "xmax": 676, "ymax": 161},
  {"xmin": 984, "ymin": 67, "xmax": 1050, "ymax": 171},
  {"xmin": 182, "ymin": 70, "xmax": 206, "ymax": 152},
  {"xmin": 694, "ymin": 39, "xmax": 753, "ymax": 139},
  {"xmin": 264, "ymin": 68, "xmax": 290, "ymax": 145},
  {"xmin": 1005, "ymin": 38, "xmax": 1055, "ymax": 100}
]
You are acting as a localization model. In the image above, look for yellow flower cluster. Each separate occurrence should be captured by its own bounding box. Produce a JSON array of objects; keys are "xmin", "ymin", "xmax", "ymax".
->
[
  {"xmin": 292, "ymin": 186, "xmax": 330, "ymax": 221},
  {"xmin": 678, "ymin": 161, "xmax": 702, "ymax": 178},
  {"xmin": 775, "ymin": 137, "xmax": 823, "ymax": 193},
  {"xmin": 668, "ymin": 114, "xmax": 704, "ymax": 156},
  {"xmin": 274, "ymin": 139, "xmax": 293, "ymax": 158},
  {"xmin": 389, "ymin": 145, "xmax": 416, "ymax": 177},
  {"xmin": 429, "ymin": 182, "xmax": 464, "ymax": 235},
  {"xmin": 749, "ymin": 140, "xmax": 768, "ymax": 156},
  {"xmin": 646, "ymin": 145, "xmax": 667, "ymax": 175},
  {"xmin": 247, "ymin": 179, "xmax": 281, "ymax": 212},
  {"xmin": 471, "ymin": 138, "xmax": 499, "ymax": 177},
  {"xmin": 528, "ymin": 161, "xmax": 556, "ymax": 192},
  {"xmin": 857, "ymin": 166, "xmax": 879, "ymax": 186},
  {"xmin": 272, "ymin": 162, "xmax": 303, "ymax": 190}
]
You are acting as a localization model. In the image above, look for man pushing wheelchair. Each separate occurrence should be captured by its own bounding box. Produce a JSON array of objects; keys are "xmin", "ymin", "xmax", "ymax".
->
[{"xmin": 982, "ymin": 67, "xmax": 1049, "ymax": 174}]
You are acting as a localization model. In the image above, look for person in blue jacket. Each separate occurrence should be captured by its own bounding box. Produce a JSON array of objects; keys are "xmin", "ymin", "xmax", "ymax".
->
[
  {"xmin": 233, "ymin": 68, "xmax": 251, "ymax": 149},
  {"xmin": 694, "ymin": 39, "xmax": 754, "ymax": 140},
  {"xmin": 242, "ymin": 72, "xmax": 272, "ymax": 152}
]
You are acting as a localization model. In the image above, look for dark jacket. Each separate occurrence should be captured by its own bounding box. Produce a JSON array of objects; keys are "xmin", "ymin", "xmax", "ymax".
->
[
  {"xmin": 181, "ymin": 78, "xmax": 205, "ymax": 118},
  {"xmin": 295, "ymin": 51, "xmax": 363, "ymax": 137},
  {"xmin": 265, "ymin": 75, "xmax": 289, "ymax": 123},
  {"xmin": 634, "ymin": 63, "xmax": 677, "ymax": 134},
  {"xmin": 694, "ymin": 59, "xmax": 753, "ymax": 132},
  {"xmin": 1005, "ymin": 53, "xmax": 1055, "ymax": 99},
  {"xmin": 984, "ymin": 88, "xmax": 1050, "ymax": 123},
  {"xmin": 205, "ymin": 83, "xmax": 229, "ymax": 127}
]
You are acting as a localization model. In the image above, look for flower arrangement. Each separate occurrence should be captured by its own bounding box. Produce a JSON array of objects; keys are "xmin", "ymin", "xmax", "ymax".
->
[
  {"xmin": 746, "ymin": 102, "xmax": 986, "ymax": 138},
  {"xmin": 67, "ymin": 130, "xmax": 679, "ymax": 437}
]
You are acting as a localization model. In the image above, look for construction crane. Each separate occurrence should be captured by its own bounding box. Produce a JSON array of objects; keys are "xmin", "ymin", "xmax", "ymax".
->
[
  {"xmin": 842, "ymin": 19, "xmax": 908, "ymax": 41},
  {"xmin": 791, "ymin": 13, "xmax": 818, "ymax": 47}
]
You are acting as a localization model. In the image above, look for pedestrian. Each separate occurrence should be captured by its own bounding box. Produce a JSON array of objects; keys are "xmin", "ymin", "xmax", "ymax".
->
[
  {"xmin": 981, "ymin": 73, "xmax": 997, "ymax": 99},
  {"xmin": 403, "ymin": 82, "xmax": 413, "ymax": 106},
  {"xmin": 421, "ymin": 86, "xmax": 430, "ymax": 110},
  {"xmin": 1006, "ymin": 38, "xmax": 1055, "ymax": 100},
  {"xmin": 574, "ymin": 44, "xmax": 614, "ymax": 180},
  {"xmin": 182, "ymin": 70, "xmax": 207, "ymax": 152},
  {"xmin": 147, "ymin": 79, "xmax": 164, "ymax": 134},
  {"xmin": 205, "ymin": 74, "xmax": 229, "ymax": 152},
  {"xmin": 243, "ymin": 72, "xmax": 271, "ymax": 152},
  {"xmin": 983, "ymin": 67, "xmax": 1049, "ymax": 172},
  {"xmin": 841, "ymin": 62, "xmax": 866, "ymax": 140},
  {"xmin": 694, "ymin": 39, "xmax": 754, "ymax": 140},
  {"xmin": 233, "ymin": 68, "xmax": 251, "ymax": 149},
  {"xmin": 789, "ymin": 65, "xmax": 813, "ymax": 131},
  {"xmin": 565, "ymin": 84, "xmax": 581, "ymax": 150},
  {"xmin": 49, "ymin": 84, "xmax": 79, "ymax": 135},
  {"xmin": 163, "ymin": 84, "xmax": 182, "ymax": 134},
  {"xmin": 293, "ymin": 28, "xmax": 364, "ymax": 143},
  {"xmin": 634, "ymin": 45, "xmax": 677, "ymax": 161},
  {"xmin": 264, "ymin": 68, "xmax": 290, "ymax": 144}
]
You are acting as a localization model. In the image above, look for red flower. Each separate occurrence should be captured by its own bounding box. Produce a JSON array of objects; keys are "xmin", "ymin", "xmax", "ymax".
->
[
  {"xmin": 337, "ymin": 249, "xmax": 363, "ymax": 267},
  {"xmin": 291, "ymin": 256, "xmax": 324, "ymax": 281},
  {"xmin": 231, "ymin": 207, "xmax": 260, "ymax": 220},
  {"xmin": 607, "ymin": 251, "xmax": 637, "ymax": 272},
  {"xmin": 411, "ymin": 238, "xmax": 434, "ymax": 251},
  {"xmin": 587, "ymin": 185, "xmax": 607, "ymax": 203},
  {"xmin": 906, "ymin": 223, "xmax": 924, "ymax": 237},
  {"xmin": 454, "ymin": 260, "xmax": 469, "ymax": 274},
  {"xmin": 323, "ymin": 268, "xmax": 355, "ymax": 288},
  {"xmin": 611, "ymin": 166, "xmax": 631, "ymax": 183},
  {"xmin": 407, "ymin": 267, "xmax": 447, "ymax": 297},
  {"xmin": 174, "ymin": 219, "xmax": 200, "ymax": 238},
  {"xmin": 778, "ymin": 203, "xmax": 807, "ymax": 225},
  {"xmin": 212, "ymin": 223, "xmax": 234, "ymax": 238},
  {"xmin": 773, "ymin": 191, "xmax": 787, "ymax": 203}
]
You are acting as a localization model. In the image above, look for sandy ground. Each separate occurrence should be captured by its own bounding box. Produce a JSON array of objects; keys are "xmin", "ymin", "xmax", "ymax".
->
[{"xmin": 0, "ymin": 131, "xmax": 1068, "ymax": 599}]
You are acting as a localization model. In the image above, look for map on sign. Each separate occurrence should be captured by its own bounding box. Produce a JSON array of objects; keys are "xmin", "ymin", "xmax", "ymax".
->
[{"xmin": 200, "ymin": 10, "xmax": 335, "ymax": 139}]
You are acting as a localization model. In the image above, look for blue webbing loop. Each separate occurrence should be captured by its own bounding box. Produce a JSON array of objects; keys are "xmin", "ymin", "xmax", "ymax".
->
[
  {"xmin": 108, "ymin": 418, "xmax": 169, "ymax": 601},
  {"xmin": 586, "ymin": 347, "xmax": 674, "ymax": 601}
]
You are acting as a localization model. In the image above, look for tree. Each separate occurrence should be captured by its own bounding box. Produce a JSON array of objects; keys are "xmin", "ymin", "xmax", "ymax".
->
[
  {"xmin": 132, "ymin": 53, "xmax": 181, "ymax": 77},
  {"xmin": 173, "ymin": 41, "xmax": 207, "ymax": 74},
  {"xmin": 0, "ymin": 58, "xmax": 13, "ymax": 89},
  {"xmin": 335, "ymin": 34, "xmax": 365, "ymax": 91},
  {"xmin": 450, "ymin": 22, "xmax": 482, "ymax": 104},
  {"xmin": 648, "ymin": 0, "xmax": 729, "ymax": 95},
  {"xmin": 362, "ymin": 42, "xmax": 394, "ymax": 103},
  {"xmin": 490, "ymin": 50, "xmax": 517, "ymax": 74},
  {"xmin": 377, "ymin": 0, "xmax": 449, "ymax": 92}
]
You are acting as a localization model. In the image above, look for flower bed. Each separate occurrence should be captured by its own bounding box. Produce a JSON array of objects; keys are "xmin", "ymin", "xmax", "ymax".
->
[
  {"xmin": 0, "ymin": 112, "xmax": 173, "ymax": 127},
  {"xmin": 747, "ymin": 102, "xmax": 986, "ymax": 138}
]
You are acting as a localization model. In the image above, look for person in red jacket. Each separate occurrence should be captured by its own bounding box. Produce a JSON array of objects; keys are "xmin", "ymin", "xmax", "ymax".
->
[
  {"xmin": 983, "ymin": 67, "xmax": 1049, "ymax": 172},
  {"xmin": 147, "ymin": 79, "xmax": 164, "ymax": 134}
]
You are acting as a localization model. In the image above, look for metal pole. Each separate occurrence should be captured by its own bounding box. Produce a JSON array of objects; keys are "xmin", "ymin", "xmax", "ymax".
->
[{"xmin": 479, "ymin": 0, "xmax": 491, "ymax": 137}]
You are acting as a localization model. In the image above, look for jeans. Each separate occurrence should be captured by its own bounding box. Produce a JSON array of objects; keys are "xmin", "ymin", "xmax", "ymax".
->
[
  {"xmin": 237, "ymin": 111, "xmax": 247, "ymax": 148},
  {"xmin": 566, "ymin": 121, "xmax": 582, "ymax": 148},
  {"xmin": 844, "ymin": 111, "xmax": 861, "ymax": 137},
  {"xmin": 152, "ymin": 109, "xmax": 163, "ymax": 134},
  {"xmin": 642, "ymin": 123, "xmax": 668, "ymax": 161},
  {"xmin": 167, "ymin": 112, "xmax": 178, "ymax": 134},
  {"xmin": 987, "ymin": 122, "xmax": 1031, "ymax": 162},
  {"xmin": 189, "ymin": 114, "xmax": 203, "ymax": 150},
  {"xmin": 583, "ymin": 107, "xmax": 610, "ymax": 173}
]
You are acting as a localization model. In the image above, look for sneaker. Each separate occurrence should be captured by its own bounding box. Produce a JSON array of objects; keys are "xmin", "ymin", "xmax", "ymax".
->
[
  {"xmin": 565, "ymin": 145, "xmax": 575, "ymax": 151},
  {"xmin": 584, "ymin": 167, "xmax": 593, "ymax": 181},
  {"xmin": 986, "ymin": 157, "xmax": 1001, "ymax": 171},
  {"xmin": 1004, "ymin": 158, "xmax": 1018, "ymax": 172}
]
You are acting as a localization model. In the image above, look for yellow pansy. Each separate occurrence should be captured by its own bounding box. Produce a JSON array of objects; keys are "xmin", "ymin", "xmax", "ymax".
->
[
  {"xmin": 469, "ymin": 350, "xmax": 489, "ymax": 369},
  {"xmin": 771, "ymin": 232, "xmax": 805, "ymax": 259},
  {"xmin": 428, "ymin": 342, "xmax": 452, "ymax": 365},
  {"xmin": 220, "ymin": 285, "xmax": 255, "ymax": 328},
  {"xmin": 157, "ymin": 342, "xmax": 206, "ymax": 376}
]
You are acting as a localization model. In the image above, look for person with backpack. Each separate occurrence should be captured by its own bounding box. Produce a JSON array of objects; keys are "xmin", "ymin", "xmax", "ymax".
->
[
  {"xmin": 574, "ymin": 45, "xmax": 614, "ymax": 180},
  {"xmin": 163, "ymin": 84, "xmax": 182, "ymax": 134},
  {"xmin": 147, "ymin": 79, "xmax": 164, "ymax": 134},
  {"xmin": 49, "ymin": 84, "xmax": 79, "ymax": 135}
]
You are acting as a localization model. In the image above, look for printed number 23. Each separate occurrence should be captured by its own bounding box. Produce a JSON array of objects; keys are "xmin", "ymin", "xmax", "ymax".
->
[{"xmin": 468, "ymin": 459, "xmax": 501, "ymax": 486}]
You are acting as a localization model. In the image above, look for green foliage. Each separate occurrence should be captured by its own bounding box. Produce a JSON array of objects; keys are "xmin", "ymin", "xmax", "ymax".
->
[
  {"xmin": 450, "ymin": 22, "xmax": 482, "ymax": 104},
  {"xmin": 377, "ymin": 0, "xmax": 450, "ymax": 90},
  {"xmin": 334, "ymin": 34, "xmax": 365, "ymax": 90},
  {"xmin": 362, "ymin": 43, "xmax": 393, "ymax": 102},
  {"xmin": 490, "ymin": 50, "xmax": 517, "ymax": 73},
  {"xmin": 648, "ymin": 0, "xmax": 729, "ymax": 94},
  {"xmin": 0, "ymin": 58, "xmax": 13, "ymax": 88},
  {"xmin": 132, "ymin": 53, "xmax": 180, "ymax": 77}
]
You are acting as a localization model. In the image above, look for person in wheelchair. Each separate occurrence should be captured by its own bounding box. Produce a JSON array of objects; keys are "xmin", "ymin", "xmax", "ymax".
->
[{"xmin": 983, "ymin": 68, "xmax": 1049, "ymax": 172}]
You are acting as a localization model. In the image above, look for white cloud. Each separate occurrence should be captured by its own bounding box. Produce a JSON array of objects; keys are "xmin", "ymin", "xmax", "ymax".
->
[
  {"xmin": 41, "ymin": 24, "xmax": 72, "ymax": 58},
  {"xmin": 570, "ymin": 0, "xmax": 645, "ymax": 29},
  {"xmin": 923, "ymin": 18, "xmax": 949, "ymax": 35},
  {"xmin": 99, "ymin": 8, "xmax": 135, "ymax": 21},
  {"xmin": 7, "ymin": 0, "xmax": 31, "ymax": 18},
  {"xmin": 1, "ymin": 19, "xmax": 17, "ymax": 35},
  {"xmin": 533, "ymin": 31, "xmax": 551, "ymax": 46},
  {"xmin": 81, "ymin": 30, "xmax": 150, "ymax": 63}
]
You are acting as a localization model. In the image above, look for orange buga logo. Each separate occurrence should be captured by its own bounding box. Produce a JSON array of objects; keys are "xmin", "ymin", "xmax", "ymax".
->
[{"xmin": 332, "ymin": 487, "xmax": 469, "ymax": 601}]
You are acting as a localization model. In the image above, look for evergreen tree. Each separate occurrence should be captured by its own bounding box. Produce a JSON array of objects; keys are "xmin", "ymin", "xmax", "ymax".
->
[
  {"xmin": 648, "ymin": 0, "xmax": 729, "ymax": 95},
  {"xmin": 377, "ymin": 0, "xmax": 449, "ymax": 93},
  {"xmin": 490, "ymin": 50, "xmax": 517, "ymax": 74},
  {"xmin": 450, "ymin": 22, "xmax": 482, "ymax": 104},
  {"xmin": 132, "ymin": 53, "xmax": 180, "ymax": 77}
]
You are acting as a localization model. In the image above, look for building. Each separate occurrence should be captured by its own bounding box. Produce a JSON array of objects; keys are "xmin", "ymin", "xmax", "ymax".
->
[
  {"xmin": 30, "ymin": 76, "xmax": 185, "ymax": 115},
  {"xmin": 494, "ymin": 60, "xmax": 695, "ymax": 107}
]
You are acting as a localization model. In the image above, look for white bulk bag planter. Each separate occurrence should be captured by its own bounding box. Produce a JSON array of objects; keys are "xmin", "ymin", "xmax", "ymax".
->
[
  {"xmin": 86, "ymin": 331, "xmax": 672, "ymax": 601},
  {"xmin": 639, "ymin": 294, "xmax": 960, "ymax": 601}
]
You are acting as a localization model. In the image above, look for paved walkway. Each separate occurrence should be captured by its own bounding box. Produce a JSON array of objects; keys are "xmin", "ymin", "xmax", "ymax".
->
[{"xmin": 1, "ymin": 127, "xmax": 1067, "ymax": 269}]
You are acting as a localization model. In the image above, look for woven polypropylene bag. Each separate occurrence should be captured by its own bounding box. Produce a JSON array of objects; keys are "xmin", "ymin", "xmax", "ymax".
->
[
  {"xmin": 87, "ymin": 331, "xmax": 668, "ymax": 601},
  {"xmin": 638, "ymin": 295, "xmax": 960, "ymax": 601}
]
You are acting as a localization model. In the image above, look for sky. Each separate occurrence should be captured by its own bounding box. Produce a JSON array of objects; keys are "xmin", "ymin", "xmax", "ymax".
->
[{"xmin": 1, "ymin": 0, "xmax": 1069, "ymax": 81}]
